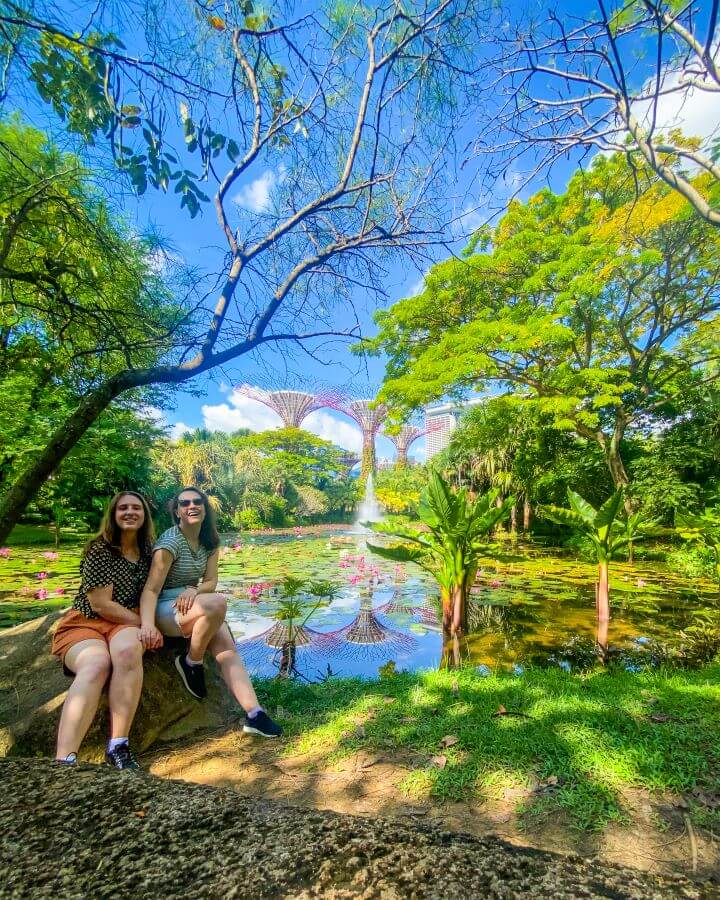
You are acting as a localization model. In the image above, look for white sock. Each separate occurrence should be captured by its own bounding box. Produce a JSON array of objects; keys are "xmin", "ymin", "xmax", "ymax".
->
[
  {"xmin": 107, "ymin": 737, "xmax": 128, "ymax": 752},
  {"xmin": 58, "ymin": 752, "xmax": 77, "ymax": 762},
  {"xmin": 247, "ymin": 706, "xmax": 264, "ymax": 719},
  {"xmin": 186, "ymin": 654, "xmax": 204, "ymax": 667}
]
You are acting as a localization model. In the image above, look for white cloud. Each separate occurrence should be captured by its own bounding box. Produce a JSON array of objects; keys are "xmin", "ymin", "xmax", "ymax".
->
[
  {"xmin": 202, "ymin": 391, "xmax": 282, "ymax": 432},
  {"xmin": 303, "ymin": 411, "xmax": 363, "ymax": 452},
  {"xmin": 634, "ymin": 73, "xmax": 720, "ymax": 146},
  {"xmin": 233, "ymin": 170, "xmax": 277, "ymax": 213},
  {"xmin": 170, "ymin": 421, "xmax": 193, "ymax": 440},
  {"xmin": 200, "ymin": 388, "xmax": 363, "ymax": 451}
]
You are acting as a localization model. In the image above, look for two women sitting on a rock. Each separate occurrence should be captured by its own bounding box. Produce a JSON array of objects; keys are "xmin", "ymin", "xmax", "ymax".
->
[{"xmin": 52, "ymin": 487, "xmax": 281, "ymax": 768}]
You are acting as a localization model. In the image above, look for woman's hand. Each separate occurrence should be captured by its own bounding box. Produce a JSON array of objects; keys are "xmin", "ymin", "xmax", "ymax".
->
[
  {"xmin": 175, "ymin": 586, "xmax": 198, "ymax": 616},
  {"xmin": 138, "ymin": 623, "xmax": 164, "ymax": 650}
]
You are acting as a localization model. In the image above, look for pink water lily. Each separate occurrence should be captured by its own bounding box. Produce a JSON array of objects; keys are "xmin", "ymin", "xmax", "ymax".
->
[
  {"xmin": 0, "ymin": 547, "xmax": 11, "ymax": 558},
  {"xmin": 636, "ymin": 578, "xmax": 646, "ymax": 587},
  {"xmin": 43, "ymin": 551, "xmax": 59, "ymax": 560},
  {"xmin": 232, "ymin": 542, "xmax": 243, "ymax": 551},
  {"xmin": 348, "ymin": 574, "xmax": 363, "ymax": 585},
  {"xmin": 294, "ymin": 526, "xmax": 302, "ymax": 535},
  {"xmin": 54, "ymin": 588, "xmax": 66, "ymax": 596},
  {"xmin": 490, "ymin": 579, "xmax": 502, "ymax": 588},
  {"xmin": 35, "ymin": 571, "xmax": 48, "ymax": 580},
  {"xmin": 35, "ymin": 589, "xmax": 48, "ymax": 600}
]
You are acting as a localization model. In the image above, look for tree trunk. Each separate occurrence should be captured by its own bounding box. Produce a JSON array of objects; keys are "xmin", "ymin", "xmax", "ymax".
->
[
  {"xmin": 450, "ymin": 584, "xmax": 467, "ymax": 636},
  {"xmin": 0, "ymin": 375, "xmax": 130, "ymax": 544},
  {"xmin": 395, "ymin": 447, "xmax": 408, "ymax": 468},
  {"xmin": 523, "ymin": 498, "xmax": 532, "ymax": 532},
  {"xmin": 596, "ymin": 560, "xmax": 610, "ymax": 624},
  {"xmin": 440, "ymin": 587, "xmax": 452, "ymax": 634},
  {"xmin": 360, "ymin": 437, "xmax": 376, "ymax": 479},
  {"xmin": 510, "ymin": 505, "xmax": 517, "ymax": 534}
]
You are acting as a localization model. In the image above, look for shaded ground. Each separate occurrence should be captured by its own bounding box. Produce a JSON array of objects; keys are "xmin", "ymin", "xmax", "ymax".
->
[
  {"xmin": 145, "ymin": 723, "xmax": 720, "ymax": 887},
  {"xmin": 0, "ymin": 758, "xmax": 707, "ymax": 899}
]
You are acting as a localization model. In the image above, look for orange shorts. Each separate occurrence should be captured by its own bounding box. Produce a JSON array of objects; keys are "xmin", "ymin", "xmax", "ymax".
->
[{"xmin": 51, "ymin": 608, "xmax": 139, "ymax": 669}]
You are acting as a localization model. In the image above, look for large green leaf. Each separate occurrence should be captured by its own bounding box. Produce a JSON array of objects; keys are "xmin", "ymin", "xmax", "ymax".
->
[
  {"xmin": 364, "ymin": 542, "xmax": 426, "ymax": 564},
  {"xmin": 566, "ymin": 489, "xmax": 596, "ymax": 524},
  {"xmin": 541, "ymin": 505, "xmax": 589, "ymax": 531},
  {"xmin": 594, "ymin": 489, "xmax": 624, "ymax": 529},
  {"xmin": 424, "ymin": 471, "xmax": 457, "ymax": 529}
]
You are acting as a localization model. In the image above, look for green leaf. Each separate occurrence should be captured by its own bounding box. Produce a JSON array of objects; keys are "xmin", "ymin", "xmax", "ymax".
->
[{"xmin": 594, "ymin": 489, "xmax": 624, "ymax": 529}]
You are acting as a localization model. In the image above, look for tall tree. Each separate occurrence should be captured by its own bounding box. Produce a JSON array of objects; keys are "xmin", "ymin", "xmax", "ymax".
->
[
  {"xmin": 476, "ymin": 0, "xmax": 720, "ymax": 226},
  {"xmin": 0, "ymin": 0, "xmax": 488, "ymax": 543},
  {"xmin": 367, "ymin": 154, "xmax": 720, "ymax": 493}
]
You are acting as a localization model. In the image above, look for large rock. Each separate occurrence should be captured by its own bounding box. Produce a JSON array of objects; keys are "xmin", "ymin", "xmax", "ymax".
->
[
  {"xmin": 0, "ymin": 759, "xmax": 705, "ymax": 899},
  {"xmin": 0, "ymin": 611, "xmax": 237, "ymax": 760}
]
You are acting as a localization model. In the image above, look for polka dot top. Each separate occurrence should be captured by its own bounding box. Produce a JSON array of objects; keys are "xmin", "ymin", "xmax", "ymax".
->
[{"xmin": 73, "ymin": 540, "xmax": 151, "ymax": 620}]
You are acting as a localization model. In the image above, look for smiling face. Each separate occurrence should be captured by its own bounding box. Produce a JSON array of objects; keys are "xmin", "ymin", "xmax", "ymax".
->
[
  {"xmin": 114, "ymin": 494, "xmax": 146, "ymax": 533},
  {"xmin": 176, "ymin": 490, "xmax": 206, "ymax": 528}
]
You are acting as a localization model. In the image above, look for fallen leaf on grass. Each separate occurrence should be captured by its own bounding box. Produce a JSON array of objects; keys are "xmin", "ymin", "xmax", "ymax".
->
[
  {"xmin": 494, "ymin": 705, "xmax": 507, "ymax": 717},
  {"xmin": 382, "ymin": 696, "xmax": 396, "ymax": 704},
  {"xmin": 439, "ymin": 735, "xmax": 460, "ymax": 748},
  {"xmin": 648, "ymin": 712, "xmax": 677, "ymax": 723},
  {"xmin": 134, "ymin": 811, "xmax": 146, "ymax": 818},
  {"xmin": 430, "ymin": 755, "xmax": 447, "ymax": 769},
  {"xmin": 360, "ymin": 755, "xmax": 383, "ymax": 769}
]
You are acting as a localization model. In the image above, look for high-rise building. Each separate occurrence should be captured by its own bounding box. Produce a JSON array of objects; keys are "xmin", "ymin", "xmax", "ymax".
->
[{"xmin": 424, "ymin": 398, "xmax": 485, "ymax": 459}]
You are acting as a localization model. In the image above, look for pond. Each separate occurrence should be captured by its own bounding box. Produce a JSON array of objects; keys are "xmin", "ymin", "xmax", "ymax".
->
[{"xmin": 2, "ymin": 528, "xmax": 716, "ymax": 678}]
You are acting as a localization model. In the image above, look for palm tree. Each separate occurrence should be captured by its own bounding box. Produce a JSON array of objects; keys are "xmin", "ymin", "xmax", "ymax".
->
[{"xmin": 365, "ymin": 471, "xmax": 512, "ymax": 636}]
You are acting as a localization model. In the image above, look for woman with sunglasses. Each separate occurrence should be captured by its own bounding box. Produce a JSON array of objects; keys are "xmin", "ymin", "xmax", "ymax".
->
[{"xmin": 138, "ymin": 486, "xmax": 282, "ymax": 738}]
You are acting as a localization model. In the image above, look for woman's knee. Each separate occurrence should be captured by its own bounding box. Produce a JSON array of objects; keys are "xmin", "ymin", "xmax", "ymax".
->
[
  {"xmin": 199, "ymin": 593, "xmax": 227, "ymax": 622},
  {"xmin": 73, "ymin": 654, "xmax": 111, "ymax": 685},
  {"xmin": 110, "ymin": 641, "xmax": 143, "ymax": 672}
]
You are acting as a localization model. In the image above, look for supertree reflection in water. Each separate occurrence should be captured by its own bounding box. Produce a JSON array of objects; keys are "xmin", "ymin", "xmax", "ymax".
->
[
  {"xmin": 326, "ymin": 594, "xmax": 417, "ymax": 661},
  {"xmin": 237, "ymin": 623, "xmax": 339, "ymax": 678}
]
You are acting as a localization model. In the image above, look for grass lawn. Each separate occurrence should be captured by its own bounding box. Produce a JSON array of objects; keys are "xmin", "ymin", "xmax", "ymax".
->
[{"xmin": 256, "ymin": 663, "xmax": 720, "ymax": 832}]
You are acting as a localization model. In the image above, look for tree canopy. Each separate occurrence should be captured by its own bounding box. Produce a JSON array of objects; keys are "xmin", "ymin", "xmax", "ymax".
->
[{"xmin": 368, "ymin": 154, "xmax": 720, "ymax": 491}]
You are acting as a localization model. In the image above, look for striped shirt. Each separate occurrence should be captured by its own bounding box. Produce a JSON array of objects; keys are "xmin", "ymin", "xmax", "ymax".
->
[{"xmin": 154, "ymin": 526, "xmax": 211, "ymax": 590}]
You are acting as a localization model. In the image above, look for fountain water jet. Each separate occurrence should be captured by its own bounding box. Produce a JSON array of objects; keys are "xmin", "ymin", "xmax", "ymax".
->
[{"xmin": 355, "ymin": 471, "xmax": 382, "ymax": 528}]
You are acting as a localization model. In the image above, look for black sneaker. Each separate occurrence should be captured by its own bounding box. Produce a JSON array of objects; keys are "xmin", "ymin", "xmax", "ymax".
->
[
  {"xmin": 105, "ymin": 742, "xmax": 141, "ymax": 771},
  {"xmin": 243, "ymin": 710, "xmax": 283, "ymax": 738},
  {"xmin": 175, "ymin": 653, "xmax": 207, "ymax": 699}
]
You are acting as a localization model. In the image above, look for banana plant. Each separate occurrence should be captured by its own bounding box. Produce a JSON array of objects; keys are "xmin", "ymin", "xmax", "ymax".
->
[
  {"xmin": 675, "ymin": 507, "xmax": 720, "ymax": 591},
  {"xmin": 365, "ymin": 471, "xmax": 513, "ymax": 636},
  {"xmin": 541, "ymin": 488, "xmax": 653, "ymax": 625}
]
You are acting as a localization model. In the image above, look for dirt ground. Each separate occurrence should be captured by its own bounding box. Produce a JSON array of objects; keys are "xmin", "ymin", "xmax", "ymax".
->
[{"xmin": 143, "ymin": 725, "xmax": 720, "ymax": 888}]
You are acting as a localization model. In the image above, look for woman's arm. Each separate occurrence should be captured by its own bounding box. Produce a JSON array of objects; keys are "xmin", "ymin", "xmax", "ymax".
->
[
  {"xmin": 197, "ymin": 550, "xmax": 219, "ymax": 594},
  {"xmin": 139, "ymin": 550, "xmax": 174, "ymax": 627},
  {"xmin": 175, "ymin": 550, "xmax": 220, "ymax": 615},
  {"xmin": 88, "ymin": 585, "xmax": 141, "ymax": 625}
]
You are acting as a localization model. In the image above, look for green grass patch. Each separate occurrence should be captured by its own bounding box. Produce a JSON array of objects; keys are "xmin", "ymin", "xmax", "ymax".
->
[{"xmin": 256, "ymin": 664, "xmax": 720, "ymax": 831}]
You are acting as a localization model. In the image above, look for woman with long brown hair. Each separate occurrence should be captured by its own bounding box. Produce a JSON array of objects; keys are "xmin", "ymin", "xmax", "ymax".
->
[
  {"xmin": 51, "ymin": 491, "xmax": 154, "ymax": 768},
  {"xmin": 139, "ymin": 486, "xmax": 282, "ymax": 738}
]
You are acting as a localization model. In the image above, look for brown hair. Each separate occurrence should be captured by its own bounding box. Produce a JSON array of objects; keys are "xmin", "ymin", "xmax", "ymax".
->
[
  {"xmin": 170, "ymin": 486, "xmax": 220, "ymax": 552},
  {"xmin": 84, "ymin": 491, "xmax": 155, "ymax": 558}
]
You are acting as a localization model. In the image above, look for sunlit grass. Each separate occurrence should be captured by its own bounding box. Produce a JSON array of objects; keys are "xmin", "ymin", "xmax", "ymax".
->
[{"xmin": 258, "ymin": 664, "xmax": 720, "ymax": 831}]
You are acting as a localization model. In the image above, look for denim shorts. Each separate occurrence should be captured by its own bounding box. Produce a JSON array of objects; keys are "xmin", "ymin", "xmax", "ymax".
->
[{"xmin": 155, "ymin": 586, "xmax": 186, "ymax": 637}]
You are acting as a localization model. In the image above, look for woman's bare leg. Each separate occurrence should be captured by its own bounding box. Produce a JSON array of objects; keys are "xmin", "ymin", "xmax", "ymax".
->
[
  {"xmin": 176, "ymin": 594, "xmax": 227, "ymax": 660},
  {"xmin": 107, "ymin": 627, "xmax": 144, "ymax": 739},
  {"xmin": 208, "ymin": 623, "xmax": 259, "ymax": 712},
  {"xmin": 56, "ymin": 639, "xmax": 111, "ymax": 759}
]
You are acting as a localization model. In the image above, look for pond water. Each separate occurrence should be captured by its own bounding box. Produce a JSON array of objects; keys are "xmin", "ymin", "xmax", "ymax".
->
[{"xmin": 1, "ymin": 528, "xmax": 717, "ymax": 678}]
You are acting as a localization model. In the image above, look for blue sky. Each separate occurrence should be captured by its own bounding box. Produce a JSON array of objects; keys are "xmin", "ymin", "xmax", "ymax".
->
[{"xmin": 13, "ymin": 0, "xmax": 719, "ymax": 462}]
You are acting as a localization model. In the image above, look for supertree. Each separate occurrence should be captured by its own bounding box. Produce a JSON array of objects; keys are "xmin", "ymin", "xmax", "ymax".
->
[
  {"xmin": 383, "ymin": 420, "xmax": 441, "ymax": 467},
  {"xmin": 237, "ymin": 380, "xmax": 344, "ymax": 429},
  {"xmin": 337, "ymin": 451, "xmax": 360, "ymax": 473},
  {"xmin": 326, "ymin": 394, "xmax": 388, "ymax": 477}
]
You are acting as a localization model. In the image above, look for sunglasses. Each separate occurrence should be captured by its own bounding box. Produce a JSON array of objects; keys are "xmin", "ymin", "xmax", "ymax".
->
[{"xmin": 178, "ymin": 498, "xmax": 204, "ymax": 508}]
